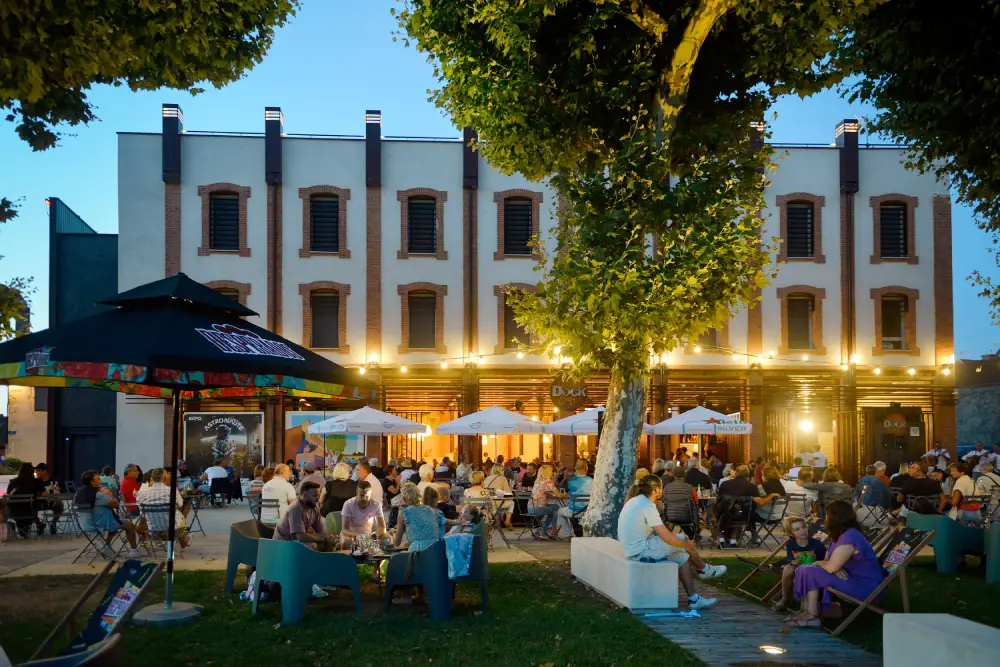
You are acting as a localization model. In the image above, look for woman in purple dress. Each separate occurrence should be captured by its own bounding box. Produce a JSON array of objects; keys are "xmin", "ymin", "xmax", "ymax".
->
[{"xmin": 786, "ymin": 500, "xmax": 883, "ymax": 628}]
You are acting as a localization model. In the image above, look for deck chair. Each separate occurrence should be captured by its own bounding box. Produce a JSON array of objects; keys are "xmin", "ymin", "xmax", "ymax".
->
[
  {"xmin": 26, "ymin": 559, "xmax": 161, "ymax": 663},
  {"xmin": 4, "ymin": 494, "xmax": 41, "ymax": 538},
  {"xmin": 752, "ymin": 496, "xmax": 790, "ymax": 547},
  {"xmin": 826, "ymin": 526, "xmax": 935, "ymax": 637},
  {"xmin": 735, "ymin": 516, "xmax": 827, "ymax": 602},
  {"xmin": 18, "ymin": 633, "xmax": 126, "ymax": 667}
]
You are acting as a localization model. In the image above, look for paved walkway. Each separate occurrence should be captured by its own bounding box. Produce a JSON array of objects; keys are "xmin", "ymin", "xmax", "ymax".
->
[{"xmin": 636, "ymin": 583, "xmax": 881, "ymax": 667}]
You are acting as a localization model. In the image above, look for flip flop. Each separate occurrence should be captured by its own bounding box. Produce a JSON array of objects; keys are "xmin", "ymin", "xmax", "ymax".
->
[{"xmin": 785, "ymin": 617, "xmax": 821, "ymax": 629}]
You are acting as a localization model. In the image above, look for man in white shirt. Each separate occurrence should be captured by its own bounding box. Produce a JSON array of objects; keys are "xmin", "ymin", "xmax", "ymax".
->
[
  {"xmin": 261, "ymin": 463, "xmax": 297, "ymax": 526},
  {"xmin": 137, "ymin": 467, "xmax": 190, "ymax": 548},
  {"xmin": 787, "ymin": 457, "xmax": 803, "ymax": 481},
  {"xmin": 927, "ymin": 442, "xmax": 952, "ymax": 472},
  {"xmin": 399, "ymin": 460, "xmax": 419, "ymax": 484},
  {"xmin": 198, "ymin": 459, "xmax": 229, "ymax": 494},
  {"xmin": 355, "ymin": 460, "xmax": 383, "ymax": 508},
  {"xmin": 975, "ymin": 462, "xmax": 1000, "ymax": 495},
  {"xmin": 455, "ymin": 456, "xmax": 471, "ymax": 482},
  {"xmin": 809, "ymin": 445, "xmax": 827, "ymax": 469},
  {"xmin": 962, "ymin": 442, "xmax": 992, "ymax": 476}
]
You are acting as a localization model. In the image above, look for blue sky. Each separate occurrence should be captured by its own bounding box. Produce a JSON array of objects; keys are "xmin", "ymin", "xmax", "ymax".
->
[{"xmin": 1, "ymin": 1, "xmax": 998, "ymax": 414}]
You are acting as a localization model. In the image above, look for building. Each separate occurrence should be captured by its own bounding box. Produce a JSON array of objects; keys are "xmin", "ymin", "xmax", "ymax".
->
[
  {"xmin": 5, "ymin": 198, "xmax": 118, "ymax": 483},
  {"xmin": 114, "ymin": 106, "xmax": 954, "ymax": 479}
]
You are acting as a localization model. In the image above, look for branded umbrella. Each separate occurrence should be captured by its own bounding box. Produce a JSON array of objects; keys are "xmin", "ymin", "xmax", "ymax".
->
[
  {"xmin": 0, "ymin": 273, "xmax": 375, "ymax": 624},
  {"xmin": 545, "ymin": 406, "xmax": 655, "ymax": 436},
  {"xmin": 650, "ymin": 406, "xmax": 752, "ymax": 435},
  {"xmin": 307, "ymin": 406, "xmax": 427, "ymax": 436},
  {"xmin": 436, "ymin": 406, "xmax": 545, "ymax": 459}
]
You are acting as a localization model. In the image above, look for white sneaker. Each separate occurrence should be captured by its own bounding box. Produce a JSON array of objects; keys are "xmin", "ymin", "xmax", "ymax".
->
[
  {"xmin": 697, "ymin": 564, "xmax": 728, "ymax": 580},
  {"xmin": 311, "ymin": 584, "xmax": 328, "ymax": 599},
  {"xmin": 127, "ymin": 548, "xmax": 142, "ymax": 558},
  {"xmin": 689, "ymin": 596, "xmax": 718, "ymax": 610}
]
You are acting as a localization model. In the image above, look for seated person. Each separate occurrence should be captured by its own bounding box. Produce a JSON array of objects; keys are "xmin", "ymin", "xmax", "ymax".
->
[
  {"xmin": 261, "ymin": 464, "xmax": 297, "ymax": 526},
  {"xmin": 321, "ymin": 462, "xmax": 357, "ymax": 516},
  {"xmin": 896, "ymin": 461, "xmax": 941, "ymax": 515},
  {"xmin": 528, "ymin": 464, "xmax": 567, "ymax": 539},
  {"xmin": 941, "ymin": 462, "xmax": 979, "ymax": 521},
  {"xmin": 772, "ymin": 516, "xmax": 826, "ymax": 612},
  {"xmin": 446, "ymin": 505, "xmax": 481, "ymax": 536},
  {"xmin": 136, "ymin": 467, "xmax": 191, "ymax": 548},
  {"xmin": 340, "ymin": 481, "xmax": 386, "ymax": 545},
  {"xmin": 483, "ymin": 465, "xmax": 515, "ymax": 528},
  {"xmin": 556, "ymin": 460, "xmax": 593, "ymax": 538},
  {"xmin": 662, "ymin": 465, "xmax": 697, "ymax": 538},
  {"xmin": 755, "ymin": 465, "xmax": 788, "ymax": 524},
  {"xmin": 119, "ymin": 464, "xmax": 143, "ymax": 516},
  {"xmin": 975, "ymin": 462, "xmax": 1000, "ymax": 495},
  {"xmin": 787, "ymin": 501, "xmax": 883, "ymax": 628},
  {"xmin": 198, "ymin": 459, "xmax": 230, "ymax": 494},
  {"xmin": 856, "ymin": 465, "xmax": 891, "ymax": 509},
  {"xmin": 74, "ymin": 470, "xmax": 141, "ymax": 557},
  {"xmin": 800, "ymin": 467, "xmax": 853, "ymax": 517},
  {"xmin": 274, "ymin": 481, "xmax": 338, "ymax": 551},
  {"xmin": 716, "ymin": 465, "xmax": 781, "ymax": 548},
  {"xmin": 422, "ymin": 486, "xmax": 453, "ymax": 537},
  {"xmin": 787, "ymin": 457, "xmax": 804, "ymax": 481},
  {"xmin": 617, "ymin": 475, "xmax": 726, "ymax": 610},
  {"xmin": 99, "ymin": 466, "xmax": 119, "ymax": 494},
  {"xmin": 4, "ymin": 462, "xmax": 44, "ymax": 537},
  {"xmin": 393, "ymin": 482, "xmax": 442, "ymax": 552},
  {"xmin": 684, "ymin": 459, "xmax": 713, "ymax": 490}
]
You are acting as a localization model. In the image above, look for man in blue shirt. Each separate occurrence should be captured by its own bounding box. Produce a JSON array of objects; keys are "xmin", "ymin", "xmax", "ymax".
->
[{"xmin": 556, "ymin": 460, "xmax": 593, "ymax": 538}]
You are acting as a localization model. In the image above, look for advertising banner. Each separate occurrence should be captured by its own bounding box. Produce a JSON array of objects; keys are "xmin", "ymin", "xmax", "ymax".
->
[
  {"xmin": 284, "ymin": 411, "xmax": 364, "ymax": 471},
  {"xmin": 183, "ymin": 412, "xmax": 264, "ymax": 477}
]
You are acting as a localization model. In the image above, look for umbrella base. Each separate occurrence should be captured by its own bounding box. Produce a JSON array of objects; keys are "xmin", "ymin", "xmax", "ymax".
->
[{"xmin": 132, "ymin": 601, "xmax": 203, "ymax": 627}]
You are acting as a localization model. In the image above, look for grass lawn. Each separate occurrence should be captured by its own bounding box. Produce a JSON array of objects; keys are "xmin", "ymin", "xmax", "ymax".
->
[
  {"xmin": 0, "ymin": 561, "xmax": 704, "ymax": 667},
  {"xmin": 705, "ymin": 555, "xmax": 998, "ymax": 654}
]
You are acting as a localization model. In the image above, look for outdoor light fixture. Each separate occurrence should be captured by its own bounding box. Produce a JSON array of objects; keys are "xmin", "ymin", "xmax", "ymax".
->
[
  {"xmin": 759, "ymin": 646, "xmax": 786, "ymax": 656},
  {"xmin": 840, "ymin": 364, "xmax": 849, "ymax": 371},
  {"xmin": 801, "ymin": 355, "xmax": 809, "ymax": 361},
  {"xmin": 943, "ymin": 367, "xmax": 952, "ymax": 376},
  {"xmin": 874, "ymin": 367, "xmax": 882, "ymax": 375},
  {"xmin": 693, "ymin": 346, "xmax": 701, "ymax": 353},
  {"xmin": 358, "ymin": 366, "xmax": 367, "ymax": 375},
  {"xmin": 798, "ymin": 419, "xmax": 814, "ymax": 433},
  {"xmin": 424, "ymin": 426, "xmax": 432, "ymax": 437},
  {"xmin": 370, "ymin": 352, "xmax": 379, "ymax": 363},
  {"xmin": 851, "ymin": 353, "xmax": 859, "ymax": 364},
  {"xmin": 481, "ymin": 436, "xmax": 488, "ymax": 445},
  {"xmin": 516, "ymin": 351, "xmax": 524, "ymax": 359},
  {"xmin": 400, "ymin": 365, "xmax": 408, "ymax": 373},
  {"xmin": 553, "ymin": 407, "xmax": 560, "ymax": 414},
  {"xmin": 440, "ymin": 361, "xmax": 448, "ymax": 369},
  {"xmin": 907, "ymin": 367, "xmax": 916, "ymax": 376},
  {"xmin": 530, "ymin": 416, "xmax": 538, "ymax": 421},
  {"xmin": 768, "ymin": 350, "xmax": 776, "ymax": 358},
  {"xmin": 542, "ymin": 435, "xmax": 551, "ymax": 444},
  {"xmin": 660, "ymin": 352, "xmax": 669, "ymax": 365},
  {"xmin": 948, "ymin": 354, "xmax": 955, "ymax": 364},
  {"xmin": 732, "ymin": 353, "xmax": 740, "ymax": 360}
]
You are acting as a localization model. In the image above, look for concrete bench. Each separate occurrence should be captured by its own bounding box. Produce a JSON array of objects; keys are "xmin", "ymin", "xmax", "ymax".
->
[
  {"xmin": 570, "ymin": 537, "xmax": 678, "ymax": 610},
  {"xmin": 884, "ymin": 614, "xmax": 1000, "ymax": 667}
]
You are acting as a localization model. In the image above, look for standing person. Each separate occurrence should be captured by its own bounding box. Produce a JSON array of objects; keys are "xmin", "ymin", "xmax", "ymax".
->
[
  {"xmin": 809, "ymin": 445, "xmax": 827, "ymax": 470},
  {"xmin": 617, "ymin": 475, "xmax": 726, "ymax": 610},
  {"xmin": 787, "ymin": 501, "xmax": 882, "ymax": 628},
  {"xmin": 927, "ymin": 442, "xmax": 952, "ymax": 472},
  {"xmin": 772, "ymin": 517, "xmax": 827, "ymax": 612},
  {"xmin": 260, "ymin": 463, "xmax": 297, "ymax": 526}
]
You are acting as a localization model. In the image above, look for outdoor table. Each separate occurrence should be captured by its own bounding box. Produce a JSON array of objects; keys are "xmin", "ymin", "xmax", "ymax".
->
[
  {"xmin": 182, "ymin": 493, "xmax": 207, "ymax": 536},
  {"xmin": 340, "ymin": 547, "xmax": 403, "ymax": 591}
]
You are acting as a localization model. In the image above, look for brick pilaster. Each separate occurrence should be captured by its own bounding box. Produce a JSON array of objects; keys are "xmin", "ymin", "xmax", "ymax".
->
[
  {"xmin": 366, "ymin": 186, "xmax": 382, "ymax": 360},
  {"xmin": 747, "ymin": 288, "xmax": 763, "ymax": 355},
  {"xmin": 165, "ymin": 183, "xmax": 181, "ymax": 276},
  {"xmin": 840, "ymin": 193, "xmax": 854, "ymax": 360},
  {"xmin": 933, "ymin": 195, "xmax": 956, "ymax": 452},
  {"xmin": 266, "ymin": 184, "xmax": 283, "ymax": 334},
  {"xmin": 463, "ymin": 187, "xmax": 478, "ymax": 358}
]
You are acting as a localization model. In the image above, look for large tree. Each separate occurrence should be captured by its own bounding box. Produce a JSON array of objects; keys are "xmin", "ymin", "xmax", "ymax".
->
[
  {"xmin": 0, "ymin": 0, "xmax": 299, "ymax": 339},
  {"xmin": 399, "ymin": 0, "xmax": 883, "ymax": 535},
  {"xmin": 839, "ymin": 1, "xmax": 1000, "ymax": 322}
]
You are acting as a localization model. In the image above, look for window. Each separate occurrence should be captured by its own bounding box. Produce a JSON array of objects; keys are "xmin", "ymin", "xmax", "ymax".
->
[
  {"xmin": 309, "ymin": 195, "xmax": 339, "ymax": 252},
  {"xmin": 408, "ymin": 291, "xmax": 437, "ymax": 349},
  {"xmin": 407, "ymin": 197, "xmax": 437, "ymax": 254},
  {"xmin": 787, "ymin": 295, "xmax": 814, "ymax": 350},
  {"xmin": 214, "ymin": 288, "xmax": 240, "ymax": 303},
  {"xmin": 881, "ymin": 295, "xmax": 907, "ymax": 350},
  {"xmin": 785, "ymin": 203, "xmax": 814, "ymax": 258},
  {"xmin": 503, "ymin": 198, "xmax": 533, "ymax": 255},
  {"xmin": 879, "ymin": 203, "xmax": 907, "ymax": 259},
  {"xmin": 503, "ymin": 296, "xmax": 530, "ymax": 348},
  {"xmin": 310, "ymin": 291, "xmax": 340, "ymax": 349},
  {"xmin": 209, "ymin": 193, "xmax": 239, "ymax": 251},
  {"xmin": 696, "ymin": 329, "xmax": 718, "ymax": 350}
]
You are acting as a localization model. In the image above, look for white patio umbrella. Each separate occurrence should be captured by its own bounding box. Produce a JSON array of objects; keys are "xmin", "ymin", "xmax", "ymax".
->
[
  {"xmin": 545, "ymin": 406, "xmax": 655, "ymax": 435},
  {"xmin": 307, "ymin": 406, "xmax": 428, "ymax": 436},
  {"xmin": 650, "ymin": 405, "xmax": 752, "ymax": 435},
  {"xmin": 436, "ymin": 406, "xmax": 545, "ymax": 459}
]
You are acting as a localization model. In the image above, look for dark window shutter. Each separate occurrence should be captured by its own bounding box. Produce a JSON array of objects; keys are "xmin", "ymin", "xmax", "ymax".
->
[
  {"xmin": 310, "ymin": 292, "xmax": 340, "ymax": 349},
  {"xmin": 504, "ymin": 199, "xmax": 533, "ymax": 255},
  {"xmin": 787, "ymin": 296, "xmax": 814, "ymax": 350},
  {"xmin": 881, "ymin": 296, "xmax": 906, "ymax": 350},
  {"xmin": 408, "ymin": 292, "xmax": 437, "ymax": 349},
  {"xmin": 696, "ymin": 329, "xmax": 718, "ymax": 349},
  {"xmin": 215, "ymin": 288, "xmax": 240, "ymax": 303},
  {"xmin": 209, "ymin": 193, "xmax": 239, "ymax": 250},
  {"xmin": 407, "ymin": 198, "xmax": 437, "ymax": 254},
  {"xmin": 786, "ymin": 203, "xmax": 814, "ymax": 258},
  {"xmin": 310, "ymin": 196, "xmax": 340, "ymax": 252},
  {"xmin": 503, "ymin": 297, "xmax": 530, "ymax": 348},
  {"xmin": 880, "ymin": 204, "xmax": 907, "ymax": 258}
]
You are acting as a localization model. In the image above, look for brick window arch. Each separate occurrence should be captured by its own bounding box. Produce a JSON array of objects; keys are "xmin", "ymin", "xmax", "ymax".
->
[
  {"xmin": 204, "ymin": 280, "xmax": 251, "ymax": 307},
  {"xmin": 871, "ymin": 285, "xmax": 920, "ymax": 357},
  {"xmin": 870, "ymin": 194, "xmax": 918, "ymax": 264},
  {"xmin": 299, "ymin": 281, "xmax": 351, "ymax": 353},
  {"xmin": 493, "ymin": 283, "xmax": 536, "ymax": 354},
  {"xmin": 198, "ymin": 183, "xmax": 251, "ymax": 256},
  {"xmin": 299, "ymin": 185, "xmax": 350, "ymax": 258},
  {"xmin": 776, "ymin": 285, "xmax": 827, "ymax": 355},
  {"xmin": 494, "ymin": 189, "xmax": 543, "ymax": 260},
  {"xmin": 397, "ymin": 282, "xmax": 448, "ymax": 353},
  {"xmin": 775, "ymin": 192, "xmax": 825, "ymax": 263},
  {"xmin": 397, "ymin": 188, "xmax": 447, "ymax": 259}
]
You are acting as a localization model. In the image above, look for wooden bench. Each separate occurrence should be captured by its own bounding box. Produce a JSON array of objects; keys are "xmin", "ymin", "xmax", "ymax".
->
[
  {"xmin": 884, "ymin": 614, "xmax": 1000, "ymax": 667},
  {"xmin": 570, "ymin": 537, "xmax": 678, "ymax": 610}
]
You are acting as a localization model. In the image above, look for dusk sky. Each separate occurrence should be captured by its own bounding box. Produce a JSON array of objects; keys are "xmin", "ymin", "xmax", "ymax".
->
[{"xmin": 2, "ymin": 1, "xmax": 997, "ymax": 413}]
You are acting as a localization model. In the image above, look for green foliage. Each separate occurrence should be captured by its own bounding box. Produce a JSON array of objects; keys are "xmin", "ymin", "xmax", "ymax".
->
[
  {"xmin": 839, "ymin": 0, "xmax": 1000, "ymax": 322},
  {"xmin": 0, "ymin": 197, "xmax": 32, "ymax": 341}
]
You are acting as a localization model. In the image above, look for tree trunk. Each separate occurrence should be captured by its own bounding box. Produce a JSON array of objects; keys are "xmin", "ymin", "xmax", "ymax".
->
[{"xmin": 581, "ymin": 366, "xmax": 647, "ymax": 538}]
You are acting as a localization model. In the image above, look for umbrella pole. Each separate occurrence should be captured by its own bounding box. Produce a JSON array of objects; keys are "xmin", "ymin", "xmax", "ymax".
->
[{"xmin": 133, "ymin": 388, "xmax": 203, "ymax": 626}]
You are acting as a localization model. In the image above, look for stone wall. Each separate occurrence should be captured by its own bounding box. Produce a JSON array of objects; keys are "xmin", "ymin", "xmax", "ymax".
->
[{"xmin": 956, "ymin": 385, "xmax": 1000, "ymax": 445}]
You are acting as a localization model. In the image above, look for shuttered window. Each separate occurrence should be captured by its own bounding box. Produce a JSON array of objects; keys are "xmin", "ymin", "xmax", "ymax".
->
[
  {"xmin": 310, "ymin": 196, "xmax": 339, "ymax": 252},
  {"xmin": 407, "ymin": 197, "xmax": 437, "ymax": 254},
  {"xmin": 209, "ymin": 193, "xmax": 239, "ymax": 251},
  {"xmin": 879, "ymin": 204, "xmax": 907, "ymax": 258},
  {"xmin": 787, "ymin": 295, "xmax": 814, "ymax": 350},
  {"xmin": 310, "ymin": 291, "xmax": 340, "ymax": 349},
  {"xmin": 696, "ymin": 329, "xmax": 718, "ymax": 349},
  {"xmin": 214, "ymin": 288, "xmax": 240, "ymax": 303},
  {"xmin": 408, "ymin": 292, "xmax": 437, "ymax": 349},
  {"xmin": 786, "ymin": 203, "xmax": 814, "ymax": 258},
  {"xmin": 881, "ymin": 296, "xmax": 907, "ymax": 350},
  {"xmin": 503, "ymin": 296, "xmax": 530, "ymax": 348},
  {"xmin": 503, "ymin": 198, "xmax": 533, "ymax": 255}
]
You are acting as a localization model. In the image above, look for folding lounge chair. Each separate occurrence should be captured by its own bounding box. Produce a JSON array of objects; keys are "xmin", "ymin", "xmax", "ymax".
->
[
  {"xmin": 752, "ymin": 496, "xmax": 790, "ymax": 548},
  {"xmin": 826, "ymin": 526, "xmax": 935, "ymax": 637},
  {"xmin": 735, "ymin": 516, "xmax": 826, "ymax": 602}
]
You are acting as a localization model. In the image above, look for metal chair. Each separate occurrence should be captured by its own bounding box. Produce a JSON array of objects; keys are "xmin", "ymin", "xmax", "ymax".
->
[
  {"xmin": 258, "ymin": 498, "xmax": 281, "ymax": 527},
  {"xmin": 137, "ymin": 503, "xmax": 180, "ymax": 557},
  {"xmin": 716, "ymin": 495, "xmax": 754, "ymax": 548},
  {"xmin": 207, "ymin": 478, "xmax": 232, "ymax": 507},
  {"xmin": 752, "ymin": 495, "xmax": 789, "ymax": 547},
  {"xmin": 785, "ymin": 492, "xmax": 811, "ymax": 518},
  {"xmin": 72, "ymin": 505, "xmax": 128, "ymax": 565},
  {"xmin": 4, "ymin": 494, "xmax": 42, "ymax": 538}
]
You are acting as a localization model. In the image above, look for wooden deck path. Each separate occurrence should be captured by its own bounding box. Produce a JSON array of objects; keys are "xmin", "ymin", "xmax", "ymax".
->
[{"xmin": 636, "ymin": 584, "xmax": 881, "ymax": 667}]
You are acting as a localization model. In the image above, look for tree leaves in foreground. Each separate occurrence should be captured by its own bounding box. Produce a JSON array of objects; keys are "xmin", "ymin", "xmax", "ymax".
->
[
  {"xmin": 398, "ymin": 0, "xmax": 884, "ymax": 535},
  {"xmin": 840, "ymin": 0, "xmax": 1000, "ymax": 321},
  {"xmin": 0, "ymin": 0, "xmax": 299, "ymax": 338}
]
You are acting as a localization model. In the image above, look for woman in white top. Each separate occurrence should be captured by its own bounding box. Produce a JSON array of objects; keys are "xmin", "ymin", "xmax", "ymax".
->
[
  {"xmin": 483, "ymin": 464, "xmax": 515, "ymax": 528},
  {"xmin": 417, "ymin": 464, "xmax": 451, "ymax": 504},
  {"xmin": 945, "ymin": 462, "xmax": 979, "ymax": 521}
]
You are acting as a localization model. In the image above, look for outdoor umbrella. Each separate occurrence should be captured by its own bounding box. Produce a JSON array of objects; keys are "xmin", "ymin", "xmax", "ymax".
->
[
  {"xmin": 0, "ymin": 273, "xmax": 376, "ymax": 624},
  {"xmin": 545, "ymin": 406, "xmax": 655, "ymax": 436},
  {"xmin": 307, "ymin": 406, "xmax": 427, "ymax": 436},
  {"xmin": 650, "ymin": 406, "xmax": 752, "ymax": 435},
  {"xmin": 435, "ymin": 406, "xmax": 545, "ymax": 459}
]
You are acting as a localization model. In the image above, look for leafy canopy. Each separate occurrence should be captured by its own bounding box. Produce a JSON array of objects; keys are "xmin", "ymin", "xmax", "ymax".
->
[{"xmin": 839, "ymin": 0, "xmax": 1000, "ymax": 321}]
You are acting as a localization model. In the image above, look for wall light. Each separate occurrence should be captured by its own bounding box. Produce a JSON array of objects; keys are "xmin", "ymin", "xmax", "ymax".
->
[
  {"xmin": 874, "ymin": 367, "xmax": 882, "ymax": 375},
  {"xmin": 768, "ymin": 350, "xmax": 776, "ymax": 358},
  {"xmin": 370, "ymin": 352, "xmax": 379, "ymax": 363},
  {"xmin": 400, "ymin": 365, "xmax": 408, "ymax": 373},
  {"xmin": 798, "ymin": 419, "xmax": 814, "ymax": 433},
  {"xmin": 440, "ymin": 361, "xmax": 448, "ymax": 369},
  {"xmin": 542, "ymin": 435, "xmax": 551, "ymax": 444},
  {"xmin": 732, "ymin": 353, "xmax": 740, "ymax": 360},
  {"xmin": 907, "ymin": 367, "xmax": 916, "ymax": 376},
  {"xmin": 942, "ymin": 367, "xmax": 951, "ymax": 376},
  {"xmin": 358, "ymin": 366, "xmax": 367, "ymax": 375},
  {"xmin": 840, "ymin": 364, "xmax": 849, "ymax": 371},
  {"xmin": 516, "ymin": 351, "xmax": 524, "ymax": 359},
  {"xmin": 553, "ymin": 407, "xmax": 559, "ymax": 414},
  {"xmin": 693, "ymin": 346, "xmax": 702, "ymax": 354},
  {"xmin": 801, "ymin": 355, "xmax": 809, "ymax": 361},
  {"xmin": 851, "ymin": 353, "xmax": 859, "ymax": 364}
]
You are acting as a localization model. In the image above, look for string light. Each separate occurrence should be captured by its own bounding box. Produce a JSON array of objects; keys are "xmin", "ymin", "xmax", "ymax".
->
[
  {"xmin": 358, "ymin": 366, "xmax": 367, "ymax": 375},
  {"xmin": 907, "ymin": 367, "xmax": 916, "ymax": 376},
  {"xmin": 693, "ymin": 346, "xmax": 702, "ymax": 354},
  {"xmin": 440, "ymin": 361, "xmax": 448, "ymax": 369},
  {"xmin": 400, "ymin": 365, "xmax": 407, "ymax": 373},
  {"xmin": 874, "ymin": 367, "xmax": 882, "ymax": 375},
  {"xmin": 801, "ymin": 355, "xmax": 809, "ymax": 361},
  {"xmin": 942, "ymin": 367, "xmax": 951, "ymax": 376},
  {"xmin": 732, "ymin": 353, "xmax": 740, "ymax": 360},
  {"xmin": 516, "ymin": 351, "xmax": 524, "ymax": 359}
]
